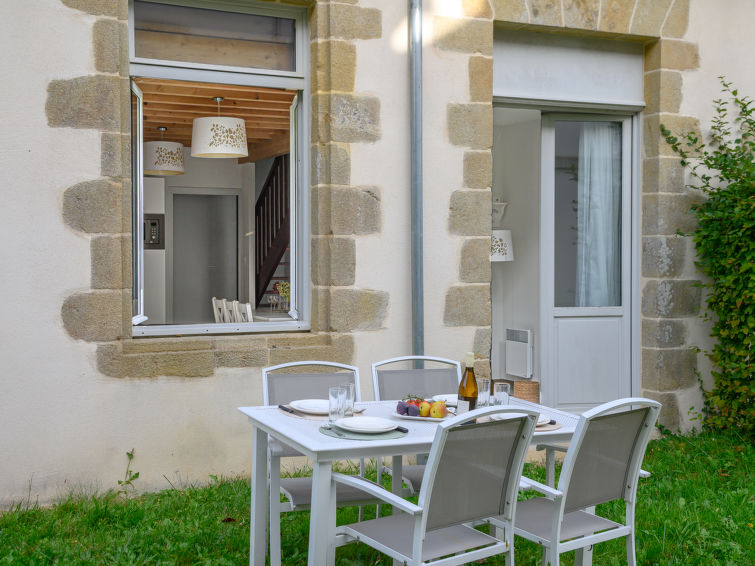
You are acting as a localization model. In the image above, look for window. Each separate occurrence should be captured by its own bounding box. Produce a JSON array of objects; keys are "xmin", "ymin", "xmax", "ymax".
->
[{"xmin": 129, "ymin": 0, "xmax": 309, "ymax": 336}]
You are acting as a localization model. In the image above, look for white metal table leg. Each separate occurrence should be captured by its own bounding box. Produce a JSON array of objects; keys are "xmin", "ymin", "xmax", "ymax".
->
[
  {"xmin": 250, "ymin": 425, "xmax": 269, "ymax": 566},
  {"xmin": 391, "ymin": 455, "xmax": 404, "ymax": 566},
  {"xmin": 308, "ymin": 460, "xmax": 335, "ymax": 566}
]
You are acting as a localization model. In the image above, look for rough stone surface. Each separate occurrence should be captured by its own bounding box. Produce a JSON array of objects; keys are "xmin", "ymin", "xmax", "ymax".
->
[
  {"xmin": 327, "ymin": 186, "xmax": 381, "ymax": 235},
  {"xmin": 642, "ymin": 156, "xmax": 685, "ymax": 193},
  {"xmin": 311, "ymin": 185, "xmax": 330, "ymax": 235},
  {"xmin": 312, "ymin": 3, "xmax": 381, "ymax": 41},
  {"xmin": 449, "ymin": 190, "xmax": 492, "ymax": 236},
  {"xmin": 91, "ymin": 235, "xmax": 129, "ymax": 289},
  {"xmin": 309, "ymin": 286, "xmax": 330, "ymax": 333},
  {"xmin": 463, "ymin": 150, "xmax": 492, "ymax": 188},
  {"xmin": 314, "ymin": 93, "xmax": 381, "ymax": 143},
  {"xmin": 311, "ymin": 40, "xmax": 356, "ymax": 93},
  {"xmin": 468, "ymin": 56, "xmax": 492, "ymax": 104},
  {"xmin": 215, "ymin": 347, "xmax": 269, "ymax": 368},
  {"xmin": 311, "ymin": 237, "xmax": 356, "ymax": 286},
  {"xmin": 460, "ymin": 238, "xmax": 492, "ymax": 282},
  {"xmin": 462, "ymin": 0, "xmax": 494, "ymax": 19},
  {"xmin": 93, "ymin": 18, "xmax": 128, "ymax": 75},
  {"xmin": 448, "ymin": 104, "xmax": 492, "ymax": 149},
  {"xmin": 630, "ymin": 0, "xmax": 672, "ymax": 37},
  {"xmin": 474, "ymin": 327, "xmax": 492, "ymax": 356},
  {"xmin": 642, "ymin": 390, "xmax": 680, "ymax": 430},
  {"xmin": 662, "ymin": 0, "xmax": 689, "ymax": 38},
  {"xmin": 642, "ymin": 279, "xmax": 701, "ymax": 318},
  {"xmin": 101, "ymin": 133, "xmax": 129, "ymax": 178},
  {"xmin": 62, "ymin": 291, "xmax": 124, "ymax": 342},
  {"xmin": 644, "ymin": 39, "xmax": 699, "ymax": 71},
  {"xmin": 642, "ymin": 192, "xmax": 702, "ymax": 236},
  {"xmin": 642, "ymin": 347, "xmax": 697, "ymax": 391},
  {"xmin": 268, "ymin": 334, "xmax": 354, "ymax": 366},
  {"xmin": 63, "ymin": 179, "xmax": 123, "ymax": 233},
  {"xmin": 563, "ymin": 0, "xmax": 600, "ymax": 30},
  {"xmin": 433, "ymin": 17, "xmax": 493, "ymax": 55},
  {"xmin": 62, "ymin": 0, "xmax": 121, "ymax": 17},
  {"xmin": 492, "ymin": 0, "xmax": 529, "ymax": 22},
  {"xmin": 644, "ymin": 70, "xmax": 683, "ymax": 114},
  {"xmin": 642, "ymin": 236, "xmax": 686, "ymax": 277},
  {"xmin": 444, "ymin": 285, "xmax": 491, "ymax": 326},
  {"xmin": 97, "ymin": 344, "xmax": 215, "ymax": 378},
  {"xmin": 642, "ymin": 319, "xmax": 687, "ymax": 348},
  {"xmin": 312, "ymin": 143, "xmax": 350, "ymax": 186},
  {"xmin": 47, "ymin": 76, "xmax": 121, "ymax": 131},
  {"xmin": 599, "ymin": 0, "xmax": 633, "ymax": 33},
  {"xmin": 122, "ymin": 338, "xmax": 212, "ymax": 354},
  {"xmin": 474, "ymin": 359, "xmax": 492, "ymax": 380},
  {"xmin": 329, "ymin": 289, "xmax": 389, "ymax": 332},
  {"xmin": 528, "ymin": 0, "xmax": 563, "ymax": 27}
]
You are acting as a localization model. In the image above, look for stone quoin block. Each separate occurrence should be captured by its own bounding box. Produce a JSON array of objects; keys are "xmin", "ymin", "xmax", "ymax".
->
[
  {"xmin": 644, "ymin": 70, "xmax": 683, "ymax": 114},
  {"xmin": 563, "ymin": 0, "xmax": 600, "ymax": 30},
  {"xmin": 642, "ymin": 319, "xmax": 688, "ymax": 348},
  {"xmin": 433, "ymin": 16, "xmax": 493, "ymax": 55},
  {"xmin": 47, "ymin": 75, "xmax": 122, "ymax": 131},
  {"xmin": 642, "ymin": 156, "xmax": 685, "ymax": 193},
  {"xmin": 63, "ymin": 179, "xmax": 124, "ymax": 234},
  {"xmin": 93, "ymin": 18, "xmax": 128, "ymax": 75},
  {"xmin": 528, "ymin": 0, "xmax": 564, "ymax": 27},
  {"xmin": 642, "ymin": 192, "xmax": 702, "ymax": 236},
  {"xmin": 312, "ymin": 3, "xmax": 381, "ymax": 41},
  {"xmin": 642, "ymin": 390, "xmax": 680, "ymax": 430},
  {"xmin": 448, "ymin": 104, "xmax": 492, "ymax": 149},
  {"xmin": 463, "ymin": 150, "xmax": 492, "ymax": 189},
  {"xmin": 630, "ymin": 0, "xmax": 673, "ymax": 37},
  {"xmin": 662, "ymin": 0, "xmax": 690, "ymax": 38},
  {"xmin": 642, "ymin": 279, "xmax": 701, "ymax": 318},
  {"xmin": 474, "ymin": 327, "xmax": 492, "ymax": 357},
  {"xmin": 62, "ymin": 291, "xmax": 125, "ymax": 342},
  {"xmin": 599, "ymin": 0, "xmax": 635, "ymax": 33},
  {"xmin": 312, "ymin": 143, "xmax": 350, "ymax": 186},
  {"xmin": 91, "ymin": 235, "xmax": 129, "ymax": 289},
  {"xmin": 314, "ymin": 93, "xmax": 381, "ymax": 143},
  {"xmin": 444, "ymin": 285, "xmax": 491, "ymax": 326},
  {"xmin": 642, "ymin": 236, "xmax": 686, "ymax": 278},
  {"xmin": 492, "ymin": 0, "xmax": 529, "ymax": 23},
  {"xmin": 328, "ymin": 289, "xmax": 389, "ymax": 332},
  {"xmin": 462, "ymin": 0, "xmax": 494, "ymax": 19},
  {"xmin": 460, "ymin": 237, "xmax": 492, "ymax": 283},
  {"xmin": 644, "ymin": 39, "xmax": 699, "ymax": 72},
  {"xmin": 311, "ymin": 40, "xmax": 356, "ymax": 93},
  {"xmin": 642, "ymin": 347, "xmax": 697, "ymax": 391},
  {"xmin": 62, "ymin": 0, "xmax": 124, "ymax": 18},
  {"xmin": 101, "ymin": 132, "xmax": 130, "ymax": 178},
  {"xmin": 449, "ymin": 190, "xmax": 492, "ymax": 236},
  {"xmin": 311, "ymin": 237, "xmax": 356, "ymax": 286},
  {"xmin": 469, "ymin": 56, "xmax": 493, "ymax": 103}
]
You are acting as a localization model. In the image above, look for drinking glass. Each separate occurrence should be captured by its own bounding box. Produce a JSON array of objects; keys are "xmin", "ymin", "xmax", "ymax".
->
[
  {"xmin": 328, "ymin": 386, "xmax": 346, "ymax": 423},
  {"xmin": 493, "ymin": 382, "xmax": 510, "ymax": 405},
  {"xmin": 342, "ymin": 382, "xmax": 355, "ymax": 417},
  {"xmin": 477, "ymin": 378, "xmax": 490, "ymax": 407}
]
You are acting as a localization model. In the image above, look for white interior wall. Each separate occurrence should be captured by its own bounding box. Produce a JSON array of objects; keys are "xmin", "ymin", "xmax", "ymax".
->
[
  {"xmin": 491, "ymin": 110, "xmax": 541, "ymax": 381},
  {"xmin": 144, "ymin": 176, "xmax": 166, "ymax": 323}
]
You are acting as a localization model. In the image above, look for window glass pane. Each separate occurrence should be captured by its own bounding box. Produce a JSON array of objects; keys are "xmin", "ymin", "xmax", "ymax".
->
[
  {"xmin": 554, "ymin": 120, "xmax": 622, "ymax": 307},
  {"xmin": 134, "ymin": 1, "xmax": 296, "ymax": 72}
]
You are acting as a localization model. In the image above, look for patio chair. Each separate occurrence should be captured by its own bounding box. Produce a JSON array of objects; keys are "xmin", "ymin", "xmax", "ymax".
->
[
  {"xmin": 262, "ymin": 361, "xmax": 378, "ymax": 566},
  {"xmin": 371, "ymin": 355, "xmax": 461, "ymax": 498},
  {"xmin": 330, "ymin": 406, "xmax": 539, "ymax": 566},
  {"xmin": 510, "ymin": 397, "xmax": 661, "ymax": 566}
]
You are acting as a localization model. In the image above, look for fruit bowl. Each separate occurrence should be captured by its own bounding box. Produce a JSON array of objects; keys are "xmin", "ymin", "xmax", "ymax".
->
[{"xmin": 391, "ymin": 411, "xmax": 452, "ymax": 421}]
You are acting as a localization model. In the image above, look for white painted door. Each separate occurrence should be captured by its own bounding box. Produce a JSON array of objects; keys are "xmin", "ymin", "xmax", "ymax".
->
[{"xmin": 540, "ymin": 115, "xmax": 632, "ymax": 411}]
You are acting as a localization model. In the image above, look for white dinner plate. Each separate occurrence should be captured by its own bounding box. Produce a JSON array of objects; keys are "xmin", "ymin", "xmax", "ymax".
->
[
  {"xmin": 289, "ymin": 399, "xmax": 329, "ymax": 415},
  {"xmin": 537, "ymin": 416, "xmax": 551, "ymax": 426},
  {"xmin": 392, "ymin": 411, "xmax": 451, "ymax": 421},
  {"xmin": 431, "ymin": 394, "xmax": 458, "ymax": 406},
  {"xmin": 489, "ymin": 412, "xmax": 529, "ymax": 422},
  {"xmin": 334, "ymin": 416, "xmax": 397, "ymax": 434}
]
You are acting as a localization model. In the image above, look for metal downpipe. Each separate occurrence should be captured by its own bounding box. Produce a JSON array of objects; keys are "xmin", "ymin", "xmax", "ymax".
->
[{"xmin": 410, "ymin": 0, "xmax": 424, "ymax": 357}]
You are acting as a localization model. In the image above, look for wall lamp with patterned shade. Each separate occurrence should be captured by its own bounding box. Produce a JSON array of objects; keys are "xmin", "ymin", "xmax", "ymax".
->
[
  {"xmin": 491, "ymin": 229, "xmax": 514, "ymax": 262},
  {"xmin": 191, "ymin": 96, "xmax": 248, "ymax": 158},
  {"xmin": 144, "ymin": 126, "xmax": 185, "ymax": 176}
]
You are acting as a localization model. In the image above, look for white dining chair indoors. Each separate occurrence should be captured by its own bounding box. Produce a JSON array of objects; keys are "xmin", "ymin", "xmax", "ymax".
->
[
  {"xmin": 510, "ymin": 397, "xmax": 661, "ymax": 566},
  {"xmin": 330, "ymin": 406, "xmax": 539, "ymax": 566},
  {"xmin": 261, "ymin": 361, "xmax": 378, "ymax": 566},
  {"xmin": 371, "ymin": 355, "xmax": 461, "ymax": 498}
]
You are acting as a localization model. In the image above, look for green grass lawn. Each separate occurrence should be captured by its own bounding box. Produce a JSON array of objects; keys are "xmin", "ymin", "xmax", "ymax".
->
[{"xmin": 1, "ymin": 431, "xmax": 752, "ymax": 565}]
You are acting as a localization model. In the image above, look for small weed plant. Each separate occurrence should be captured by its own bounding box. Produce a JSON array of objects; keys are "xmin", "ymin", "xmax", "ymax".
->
[{"xmin": 661, "ymin": 78, "xmax": 755, "ymax": 438}]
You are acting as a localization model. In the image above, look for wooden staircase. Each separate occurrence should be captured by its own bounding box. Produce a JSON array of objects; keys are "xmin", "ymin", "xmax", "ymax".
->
[{"xmin": 255, "ymin": 154, "xmax": 290, "ymax": 307}]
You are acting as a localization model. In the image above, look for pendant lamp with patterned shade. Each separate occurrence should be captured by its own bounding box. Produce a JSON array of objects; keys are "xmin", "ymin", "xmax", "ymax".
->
[
  {"xmin": 191, "ymin": 97, "xmax": 248, "ymax": 158},
  {"xmin": 144, "ymin": 126, "xmax": 185, "ymax": 175}
]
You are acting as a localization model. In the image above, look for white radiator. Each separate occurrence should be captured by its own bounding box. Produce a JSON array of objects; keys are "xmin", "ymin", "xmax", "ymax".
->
[{"xmin": 505, "ymin": 328, "xmax": 533, "ymax": 379}]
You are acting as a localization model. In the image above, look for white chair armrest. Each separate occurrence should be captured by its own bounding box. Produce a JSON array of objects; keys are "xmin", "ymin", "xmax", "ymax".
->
[
  {"xmin": 332, "ymin": 473, "xmax": 422, "ymax": 515},
  {"xmin": 535, "ymin": 442, "xmax": 568, "ymax": 453},
  {"xmin": 639, "ymin": 469, "xmax": 651, "ymax": 479},
  {"xmin": 519, "ymin": 476, "xmax": 563, "ymax": 499}
]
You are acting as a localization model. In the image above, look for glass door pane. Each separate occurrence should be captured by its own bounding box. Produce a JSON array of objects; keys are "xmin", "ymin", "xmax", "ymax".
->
[{"xmin": 553, "ymin": 120, "xmax": 622, "ymax": 307}]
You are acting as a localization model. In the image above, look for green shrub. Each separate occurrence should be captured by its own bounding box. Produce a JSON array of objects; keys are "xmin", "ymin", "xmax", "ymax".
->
[{"xmin": 661, "ymin": 78, "xmax": 754, "ymax": 438}]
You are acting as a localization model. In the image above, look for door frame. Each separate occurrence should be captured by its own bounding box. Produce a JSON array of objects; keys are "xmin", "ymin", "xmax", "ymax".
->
[{"xmin": 538, "ymin": 112, "xmax": 642, "ymax": 409}]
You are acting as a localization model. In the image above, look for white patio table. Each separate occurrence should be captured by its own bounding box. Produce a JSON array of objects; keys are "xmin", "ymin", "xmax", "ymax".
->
[{"xmin": 238, "ymin": 398, "xmax": 578, "ymax": 566}]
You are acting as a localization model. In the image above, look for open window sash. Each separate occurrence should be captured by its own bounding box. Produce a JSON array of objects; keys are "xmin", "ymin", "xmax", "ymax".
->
[
  {"xmin": 287, "ymin": 92, "xmax": 299, "ymax": 319},
  {"xmin": 131, "ymin": 79, "xmax": 147, "ymax": 325}
]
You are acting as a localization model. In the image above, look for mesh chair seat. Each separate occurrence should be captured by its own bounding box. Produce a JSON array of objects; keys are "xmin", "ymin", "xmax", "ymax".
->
[
  {"xmin": 515, "ymin": 497, "xmax": 622, "ymax": 542},
  {"xmin": 280, "ymin": 477, "xmax": 382, "ymax": 509},
  {"xmin": 344, "ymin": 512, "xmax": 501, "ymax": 562}
]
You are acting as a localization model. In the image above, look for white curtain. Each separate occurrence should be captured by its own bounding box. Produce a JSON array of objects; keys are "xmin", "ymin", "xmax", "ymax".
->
[{"xmin": 575, "ymin": 122, "xmax": 622, "ymax": 307}]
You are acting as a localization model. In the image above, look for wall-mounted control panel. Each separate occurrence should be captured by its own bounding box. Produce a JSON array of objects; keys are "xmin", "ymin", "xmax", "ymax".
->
[{"xmin": 144, "ymin": 214, "xmax": 165, "ymax": 250}]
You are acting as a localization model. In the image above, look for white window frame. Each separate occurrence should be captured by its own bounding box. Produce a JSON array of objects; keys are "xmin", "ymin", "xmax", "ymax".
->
[
  {"xmin": 130, "ymin": 0, "xmax": 310, "ymax": 337},
  {"xmin": 131, "ymin": 79, "xmax": 147, "ymax": 325}
]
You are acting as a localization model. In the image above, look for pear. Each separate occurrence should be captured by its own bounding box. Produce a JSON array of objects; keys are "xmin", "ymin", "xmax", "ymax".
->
[{"xmin": 429, "ymin": 401, "xmax": 448, "ymax": 418}]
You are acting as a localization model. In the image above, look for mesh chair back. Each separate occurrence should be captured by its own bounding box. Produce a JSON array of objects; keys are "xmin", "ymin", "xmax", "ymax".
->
[
  {"xmin": 422, "ymin": 415, "xmax": 529, "ymax": 531},
  {"xmin": 265, "ymin": 370, "xmax": 358, "ymax": 406},
  {"xmin": 374, "ymin": 367, "xmax": 459, "ymax": 401},
  {"xmin": 562, "ymin": 407, "xmax": 650, "ymax": 513}
]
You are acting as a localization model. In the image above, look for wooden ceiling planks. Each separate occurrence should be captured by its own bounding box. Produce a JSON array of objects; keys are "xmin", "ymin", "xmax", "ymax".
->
[{"xmin": 134, "ymin": 77, "xmax": 295, "ymax": 148}]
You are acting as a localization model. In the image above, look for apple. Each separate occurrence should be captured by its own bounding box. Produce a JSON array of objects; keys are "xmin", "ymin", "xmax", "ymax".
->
[
  {"xmin": 418, "ymin": 400, "xmax": 431, "ymax": 417},
  {"xmin": 429, "ymin": 401, "xmax": 448, "ymax": 419}
]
